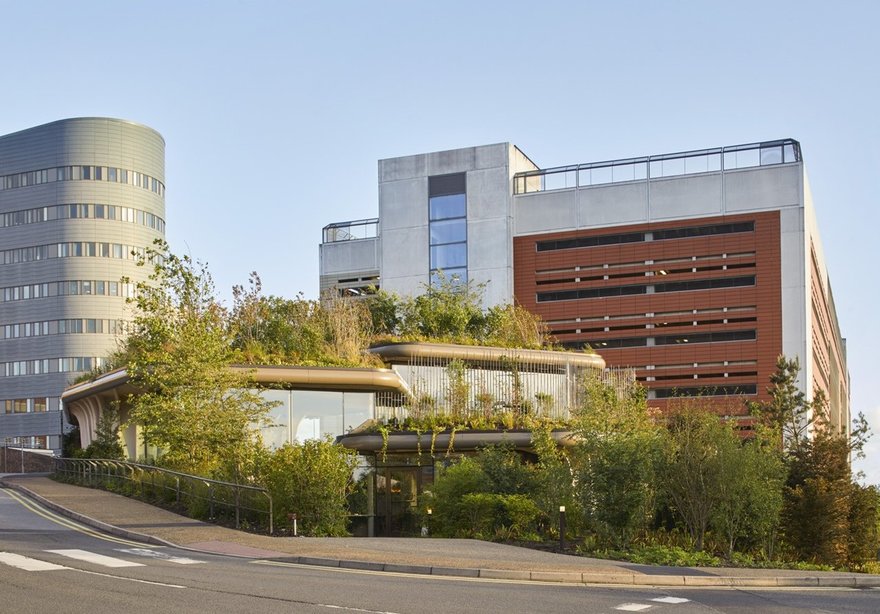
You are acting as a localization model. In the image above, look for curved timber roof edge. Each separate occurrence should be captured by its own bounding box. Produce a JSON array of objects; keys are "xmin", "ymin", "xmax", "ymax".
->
[
  {"xmin": 62, "ymin": 364, "xmax": 410, "ymax": 404},
  {"xmin": 337, "ymin": 429, "xmax": 578, "ymax": 453},
  {"xmin": 368, "ymin": 342, "xmax": 605, "ymax": 370}
]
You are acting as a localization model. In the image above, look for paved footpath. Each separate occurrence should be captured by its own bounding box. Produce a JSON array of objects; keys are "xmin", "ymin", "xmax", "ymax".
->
[{"xmin": 3, "ymin": 473, "xmax": 879, "ymax": 588}]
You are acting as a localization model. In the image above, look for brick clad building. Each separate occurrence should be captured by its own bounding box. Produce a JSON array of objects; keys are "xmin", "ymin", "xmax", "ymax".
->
[{"xmin": 320, "ymin": 139, "xmax": 848, "ymax": 431}]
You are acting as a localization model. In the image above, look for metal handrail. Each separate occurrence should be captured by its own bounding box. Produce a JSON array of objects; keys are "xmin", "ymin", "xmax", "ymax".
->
[
  {"xmin": 514, "ymin": 138, "xmax": 802, "ymax": 194},
  {"xmin": 52, "ymin": 458, "xmax": 273, "ymax": 534}
]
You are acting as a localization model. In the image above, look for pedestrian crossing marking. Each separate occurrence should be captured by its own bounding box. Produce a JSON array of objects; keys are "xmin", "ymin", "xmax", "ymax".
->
[
  {"xmin": 46, "ymin": 549, "xmax": 144, "ymax": 568},
  {"xmin": 116, "ymin": 547, "xmax": 204, "ymax": 564},
  {"xmin": 0, "ymin": 552, "xmax": 68, "ymax": 571},
  {"xmin": 652, "ymin": 597, "xmax": 690, "ymax": 604},
  {"xmin": 615, "ymin": 605, "xmax": 653, "ymax": 612}
]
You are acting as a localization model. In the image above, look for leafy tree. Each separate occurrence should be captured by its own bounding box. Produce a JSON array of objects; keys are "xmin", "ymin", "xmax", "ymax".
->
[
  {"xmin": 572, "ymin": 371, "xmax": 659, "ymax": 548},
  {"xmin": 365, "ymin": 288, "xmax": 401, "ymax": 337},
  {"xmin": 81, "ymin": 406, "xmax": 126, "ymax": 460},
  {"xmin": 423, "ymin": 457, "xmax": 490, "ymax": 536},
  {"xmin": 260, "ymin": 437, "xmax": 358, "ymax": 536},
  {"xmin": 746, "ymin": 356, "xmax": 823, "ymax": 456},
  {"xmin": 397, "ymin": 273, "xmax": 487, "ymax": 341},
  {"xmin": 846, "ymin": 483, "xmax": 880, "ymax": 568},
  {"xmin": 659, "ymin": 405, "xmax": 730, "ymax": 551},
  {"xmin": 424, "ymin": 444, "xmax": 549, "ymax": 539},
  {"xmin": 710, "ymin": 438, "xmax": 785, "ymax": 559},
  {"xmin": 120, "ymin": 240, "xmax": 273, "ymax": 478},
  {"xmin": 529, "ymin": 426, "xmax": 580, "ymax": 537},
  {"xmin": 748, "ymin": 356, "xmax": 875, "ymax": 566}
]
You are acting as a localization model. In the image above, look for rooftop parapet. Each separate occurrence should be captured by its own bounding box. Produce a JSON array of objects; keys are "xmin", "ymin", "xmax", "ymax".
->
[
  {"xmin": 322, "ymin": 217, "xmax": 379, "ymax": 243},
  {"xmin": 514, "ymin": 138, "xmax": 801, "ymax": 195}
]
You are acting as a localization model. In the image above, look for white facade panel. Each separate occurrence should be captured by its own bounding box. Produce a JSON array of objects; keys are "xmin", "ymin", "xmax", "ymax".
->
[
  {"xmin": 320, "ymin": 238, "xmax": 379, "ymax": 275},
  {"xmin": 648, "ymin": 173, "xmax": 723, "ymax": 220},
  {"xmin": 513, "ymin": 190, "xmax": 577, "ymax": 235},
  {"xmin": 577, "ymin": 181, "xmax": 648, "ymax": 228},
  {"xmin": 724, "ymin": 164, "xmax": 802, "ymax": 212}
]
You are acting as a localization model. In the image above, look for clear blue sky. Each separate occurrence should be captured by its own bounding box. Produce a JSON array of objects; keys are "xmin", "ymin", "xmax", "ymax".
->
[{"xmin": 2, "ymin": 0, "xmax": 878, "ymax": 481}]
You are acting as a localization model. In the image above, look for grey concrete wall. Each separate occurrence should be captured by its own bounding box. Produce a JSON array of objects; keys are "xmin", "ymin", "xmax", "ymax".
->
[
  {"xmin": 319, "ymin": 237, "xmax": 380, "ymax": 275},
  {"xmin": 513, "ymin": 163, "xmax": 803, "ymax": 233},
  {"xmin": 0, "ymin": 118, "xmax": 165, "ymax": 449},
  {"xmin": 376, "ymin": 143, "xmax": 516, "ymax": 307}
]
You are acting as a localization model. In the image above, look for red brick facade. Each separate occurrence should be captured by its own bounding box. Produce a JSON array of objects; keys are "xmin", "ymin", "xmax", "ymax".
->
[{"xmin": 513, "ymin": 211, "xmax": 783, "ymax": 418}]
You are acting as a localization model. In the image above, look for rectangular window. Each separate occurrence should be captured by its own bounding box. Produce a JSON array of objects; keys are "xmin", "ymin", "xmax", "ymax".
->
[
  {"xmin": 429, "ymin": 194, "xmax": 467, "ymax": 220},
  {"xmin": 428, "ymin": 173, "xmax": 467, "ymax": 286},
  {"xmin": 429, "ymin": 218, "xmax": 467, "ymax": 244},
  {"xmin": 430, "ymin": 243, "xmax": 467, "ymax": 269}
]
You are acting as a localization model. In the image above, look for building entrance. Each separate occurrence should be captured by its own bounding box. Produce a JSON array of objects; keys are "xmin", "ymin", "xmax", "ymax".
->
[{"xmin": 375, "ymin": 463, "xmax": 433, "ymax": 537}]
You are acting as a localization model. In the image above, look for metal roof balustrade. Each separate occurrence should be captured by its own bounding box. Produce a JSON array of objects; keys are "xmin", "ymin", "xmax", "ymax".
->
[{"xmin": 513, "ymin": 138, "xmax": 802, "ymax": 195}]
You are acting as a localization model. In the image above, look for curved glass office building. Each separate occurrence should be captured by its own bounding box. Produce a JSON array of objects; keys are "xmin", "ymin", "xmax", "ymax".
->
[{"xmin": 0, "ymin": 118, "xmax": 166, "ymax": 452}]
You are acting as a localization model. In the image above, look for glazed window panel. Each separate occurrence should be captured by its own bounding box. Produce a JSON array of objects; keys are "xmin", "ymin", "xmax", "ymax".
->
[
  {"xmin": 429, "ymin": 218, "xmax": 467, "ymax": 244},
  {"xmin": 291, "ymin": 391, "xmax": 344, "ymax": 442},
  {"xmin": 430, "ymin": 243, "xmax": 467, "ymax": 270},
  {"xmin": 429, "ymin": 194, "xmax": 466, "ymax": 221}
]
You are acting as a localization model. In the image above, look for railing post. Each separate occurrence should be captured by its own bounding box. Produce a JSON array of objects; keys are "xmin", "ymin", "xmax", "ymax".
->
[
  {"xmin": 268, "ymin": 493, "xmax": 273, "ymax": 535},
  {"xmin": 235, "ymin": 487, "xmax": 241, "ymax": 529}
]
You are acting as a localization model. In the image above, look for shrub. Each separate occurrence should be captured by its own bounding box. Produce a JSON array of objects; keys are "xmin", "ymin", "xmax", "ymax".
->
[{"xmin": 259, "ymin": 437, "xmax": 358, "ymax": 536}]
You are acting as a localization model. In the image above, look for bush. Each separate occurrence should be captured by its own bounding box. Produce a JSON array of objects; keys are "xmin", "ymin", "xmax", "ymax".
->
[
  {"xmin": 619, "ymin": 544, "xmax": 723, "ymax": 567},
  {"xmin": 259, "ymin": 437, "xmax": 358, "ymax": 536}
]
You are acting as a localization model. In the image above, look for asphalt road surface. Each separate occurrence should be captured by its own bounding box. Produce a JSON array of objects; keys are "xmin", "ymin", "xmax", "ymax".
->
[{"xmin": 2, "ymin": 488, "xmax": 879, "ymax": 613}]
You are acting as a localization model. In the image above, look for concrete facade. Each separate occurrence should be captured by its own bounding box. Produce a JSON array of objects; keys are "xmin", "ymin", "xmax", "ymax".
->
[
  {"xmin": 320, "ymin": 143, "xmax": 537, "ymax": 306},
  {"xmin": 0, "ymin": 118, "xmax": 165, "ymax": 451},
  {"xmin": 318, "ymin": 139, "xmax": 848, "ymax": 429}
]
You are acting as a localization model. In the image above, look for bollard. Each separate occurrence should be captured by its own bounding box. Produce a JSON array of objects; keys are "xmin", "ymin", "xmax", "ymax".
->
[{"xmin": 559, "ymin": 505, "xmax": 567, "ymax": 551}]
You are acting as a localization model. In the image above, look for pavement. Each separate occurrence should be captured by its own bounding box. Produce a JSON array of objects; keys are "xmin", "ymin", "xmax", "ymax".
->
[{"xmin": 2, "ymin": 472, "xmax": 879, "ymax": 588}]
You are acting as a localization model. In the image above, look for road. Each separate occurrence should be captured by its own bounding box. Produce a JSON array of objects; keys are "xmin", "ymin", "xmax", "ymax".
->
[{"xmin": 1, "ymin": 487, "xmax": 879, "ymax": 613}]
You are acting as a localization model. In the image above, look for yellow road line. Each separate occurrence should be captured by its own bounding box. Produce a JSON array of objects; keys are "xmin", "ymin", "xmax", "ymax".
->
[{"xmin": 1, "ymin": 488, "xmax": 155, "ymax": 548}]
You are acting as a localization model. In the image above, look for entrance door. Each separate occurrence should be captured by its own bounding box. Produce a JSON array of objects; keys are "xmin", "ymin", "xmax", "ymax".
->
[{"xmin": 375, "ymin": 466, "xmax": 424, "ymax": 536}]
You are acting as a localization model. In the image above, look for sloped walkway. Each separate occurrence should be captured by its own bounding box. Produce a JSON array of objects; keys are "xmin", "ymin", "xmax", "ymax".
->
[{"xmin": 2, "ymin": 473, "xmax": 878, "ymax": 587}]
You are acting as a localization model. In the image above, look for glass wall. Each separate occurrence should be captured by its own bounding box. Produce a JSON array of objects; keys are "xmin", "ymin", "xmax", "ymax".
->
[{"xmin": 255, "ymin": 389, "xmax": 374, "ymax": 449}]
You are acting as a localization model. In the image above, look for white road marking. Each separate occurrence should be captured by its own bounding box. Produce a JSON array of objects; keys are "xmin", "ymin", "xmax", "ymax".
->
[
  {"xmin": 652, "ymin": 596, "xmax": 690, "ymax": 604},
  {"xmin": 0, "ymin": 552, "xmax": 68, "ymax": 571},
  {"xmin": 615, "ymin": 604, "xmax": 653, "ymax": 612},
  {"xmin": 47, "ymin": 549, "xmax": 144, "ymax": 568},
  {"xmin": 116, "ymin": 548, "xmax": 204, "ymax": 564}
]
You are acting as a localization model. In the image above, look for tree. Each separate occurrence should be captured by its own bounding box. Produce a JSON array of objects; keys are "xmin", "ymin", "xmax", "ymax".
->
[
  {"xmin": 80, "ymin": 406, "xmax": 126, "ymax": 460},
  {"xmin": 710, "ymin": 438, "xmax": 785, "ymax": 559},
  {"xmin": 746, "ymin": 356, "xmax": 822, "ymax": 456},
  {"xmin": 121, "ymin": 240, "xmax": 273, "ymax": 478},
  {"xmin": 572, "ymin": 371, "xmax": 659, "ymax": 548},
  {"xmin": 659, "ymin": 405, "xmax": 730, "ymax": 551},
  {"xmin": 397, "ymin": 273, "xmax": 488, "ymax": 341},
  {"xmin": 749, "ymin": 356, "xmax": 876, "ymax": 566}
]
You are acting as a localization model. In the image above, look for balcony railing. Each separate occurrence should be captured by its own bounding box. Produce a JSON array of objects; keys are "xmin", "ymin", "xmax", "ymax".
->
[
  {"xmin": 322, "ymin": 218, "xmax": 379, "ymax": 243},
  {"xmin": 514, "ymin": 139, "xmax": 801, "ymax": 195}
]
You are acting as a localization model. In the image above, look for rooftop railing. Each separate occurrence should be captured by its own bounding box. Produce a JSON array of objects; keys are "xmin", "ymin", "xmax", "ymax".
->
[
  {"xmin": 514, "ymin": 139, "xmax": 801, "ymax": 195},
  {"xmin": 322, "ymin": 218, "xmax": 379, "ymax": 243}
]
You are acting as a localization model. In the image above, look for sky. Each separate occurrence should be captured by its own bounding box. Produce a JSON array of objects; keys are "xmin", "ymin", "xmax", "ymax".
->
[{"xmin": 1, "ymin": 0, "xmax": 878, "ymax": 481}]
